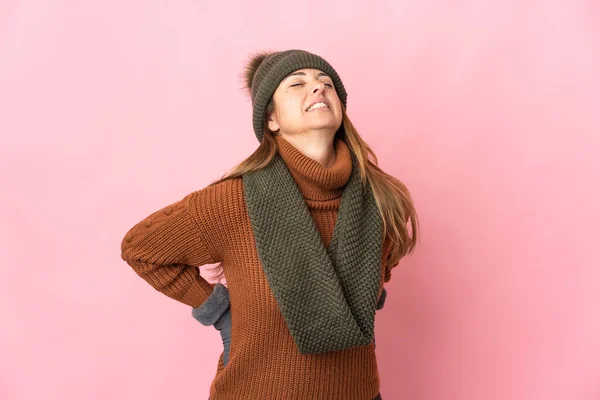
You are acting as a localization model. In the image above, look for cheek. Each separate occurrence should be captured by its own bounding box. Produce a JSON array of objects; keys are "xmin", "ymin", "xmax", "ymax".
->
[
  {"xmin": 332, "ymin": 94, "xmax": 342, "ymax": 108},
  {"xmin": 325, "ymin": 92, "xmax": 340, "ymax": 109},
  {"xmin": 282, "ymin": 97, "xmax": 304, "ymax": 117}
]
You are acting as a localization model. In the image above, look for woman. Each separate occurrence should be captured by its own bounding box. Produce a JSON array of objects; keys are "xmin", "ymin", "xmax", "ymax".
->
[{"xmin": 121, "ymin": 49, "xmax": 419, "ymax": 400}]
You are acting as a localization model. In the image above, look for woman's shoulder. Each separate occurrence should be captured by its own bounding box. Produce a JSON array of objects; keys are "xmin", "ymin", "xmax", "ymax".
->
[
  {"xmin": 196, "ymin": 175, "xmax": 244, "ymax": 195},
  {"xmin": 186, "ymin": 177, "xmax": 249, "ymax": 253},
  {"xmin": 189, "ymin": 176, "xmax": 246, "ymax": 218}
]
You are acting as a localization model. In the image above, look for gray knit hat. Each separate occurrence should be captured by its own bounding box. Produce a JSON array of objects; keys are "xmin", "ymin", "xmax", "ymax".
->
[{"xmin": 248, "ymin": 49, "xmax": 348, "ymax": 142}]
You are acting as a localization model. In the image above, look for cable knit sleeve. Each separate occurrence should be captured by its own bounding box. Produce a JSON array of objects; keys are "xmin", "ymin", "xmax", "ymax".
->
[{"xmin": 120, "ymin": 191, "xmax": 221, "ymax": 308}]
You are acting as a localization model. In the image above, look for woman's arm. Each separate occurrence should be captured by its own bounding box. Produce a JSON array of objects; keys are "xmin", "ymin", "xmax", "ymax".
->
[{"xmin": 120, "ymin": 192, "xmax": 221, "ymax": 308}]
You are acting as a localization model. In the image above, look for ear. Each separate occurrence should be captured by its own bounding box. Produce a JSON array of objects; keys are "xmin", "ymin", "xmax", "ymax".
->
[{"xmin": 267, "ymin": 114, "xmax": 280, "ymax": 133}]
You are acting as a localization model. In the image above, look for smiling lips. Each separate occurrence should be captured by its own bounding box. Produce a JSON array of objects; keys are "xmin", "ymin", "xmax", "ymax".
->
[{"xmin": 306, "ymin": 101, "xmax": 329, "ymax": 112}]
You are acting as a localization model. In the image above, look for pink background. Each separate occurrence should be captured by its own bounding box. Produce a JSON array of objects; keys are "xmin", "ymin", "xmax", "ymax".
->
[{"xmin": 1, "ymin": 1, "xmax": 599, "ymax": 399}]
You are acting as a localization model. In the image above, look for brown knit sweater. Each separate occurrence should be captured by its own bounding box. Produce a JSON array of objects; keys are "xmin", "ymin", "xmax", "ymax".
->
[{"xmin": 121, "ymin": 135, "xmax": 395, "ymax": 399}]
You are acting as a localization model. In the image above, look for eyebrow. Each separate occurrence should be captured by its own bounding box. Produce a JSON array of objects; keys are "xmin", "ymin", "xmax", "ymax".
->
[{"xmin": 284, "ymin": 71, "xmax": 331, "ymax": 80}]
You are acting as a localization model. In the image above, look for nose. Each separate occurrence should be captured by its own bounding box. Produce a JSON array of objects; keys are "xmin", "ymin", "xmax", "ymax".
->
[{"xmin": 312, "ymin": 81, "xmax": 326, "ymax": 94}]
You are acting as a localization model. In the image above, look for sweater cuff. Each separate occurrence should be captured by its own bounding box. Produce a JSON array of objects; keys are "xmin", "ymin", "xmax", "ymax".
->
[
  {"xmin": 376, "ymin": 287, "xmax": 387, "ymax": 310},
  {"xmin": 191, "ymin": 283, "xmax": 230, "ymax": 326}
]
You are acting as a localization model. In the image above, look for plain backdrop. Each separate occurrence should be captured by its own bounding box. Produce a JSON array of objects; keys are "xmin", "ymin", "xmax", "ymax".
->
[{"xmin": 1, "ymin": 1, "xmax": 599, "ymax": 399}]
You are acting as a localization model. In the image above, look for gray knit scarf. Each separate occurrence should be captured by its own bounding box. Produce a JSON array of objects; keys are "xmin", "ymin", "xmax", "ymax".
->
[
  {"xmin": 242, "ymin": 49, "xmax": 383, "ymax": 354},
  {"xmin": 243, "ymin": 144, "xmax": 383, "ymax": 354}
]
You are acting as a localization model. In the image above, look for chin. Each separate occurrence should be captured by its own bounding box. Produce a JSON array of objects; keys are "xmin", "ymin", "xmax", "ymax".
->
[
  {"xmin": 306, "ymin": 124, "xmax": 339, "ymax": 132},
  {"xmin": 306, "ymin": 117, "xmax": 341, "ymax": 129}
]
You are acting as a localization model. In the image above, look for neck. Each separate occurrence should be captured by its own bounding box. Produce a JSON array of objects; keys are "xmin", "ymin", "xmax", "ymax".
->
[
  {"xmin": 274, "ymin": 133, "xmax": 352, "ymax": 201},
  {"xmin": 277, "ymin": 131, "xmax": 336, "ymax": 168}
]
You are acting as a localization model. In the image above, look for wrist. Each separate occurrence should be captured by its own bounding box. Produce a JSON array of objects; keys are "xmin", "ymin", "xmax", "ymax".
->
[{"xmin": 191, "ymin": 283, "xmax": 230, "ymax": 326}]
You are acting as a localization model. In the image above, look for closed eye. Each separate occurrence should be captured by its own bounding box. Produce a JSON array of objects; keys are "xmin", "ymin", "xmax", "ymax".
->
[{"xmin": 291, "ymin": 82, "xmax": 333, "ymax": 88}]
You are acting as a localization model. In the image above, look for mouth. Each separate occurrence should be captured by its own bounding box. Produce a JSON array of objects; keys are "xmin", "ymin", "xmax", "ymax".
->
[{"xmin": 306, "ymin": 101, "xmax": 330, "ymax": 112}]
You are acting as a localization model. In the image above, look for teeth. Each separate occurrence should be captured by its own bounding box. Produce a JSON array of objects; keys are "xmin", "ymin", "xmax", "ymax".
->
[{"xmin": 308, "ymin": 102, "xmax": 328, "ymax": 111}]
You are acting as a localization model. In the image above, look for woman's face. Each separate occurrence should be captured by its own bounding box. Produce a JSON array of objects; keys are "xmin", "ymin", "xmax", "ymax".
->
[{"xmin": 267, "ymin": 68, "xmax": 342, "ymax": 136}]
